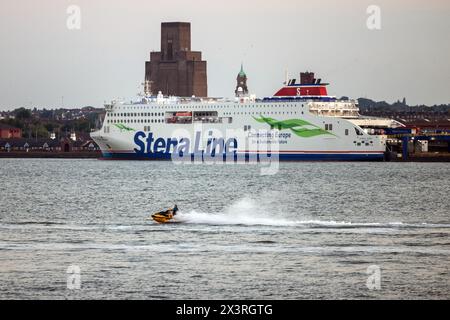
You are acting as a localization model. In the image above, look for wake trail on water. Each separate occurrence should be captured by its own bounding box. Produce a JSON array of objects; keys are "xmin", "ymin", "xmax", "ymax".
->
[
  {"xmin": 174, "ymin": 198, "xmax": 450, "ymax": 229},
  {"xmin": 176, "ymin": 198, "xmax": 292, "ymax": 226},
  {"xmin": 1, "ymin": 198, "xmax": 448, "ymax": 230}
]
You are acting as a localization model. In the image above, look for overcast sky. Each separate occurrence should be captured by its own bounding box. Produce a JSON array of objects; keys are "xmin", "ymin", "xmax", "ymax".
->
[{"xmin": 0, "ymin": 0, "xmax": 449, "ymax": 110}]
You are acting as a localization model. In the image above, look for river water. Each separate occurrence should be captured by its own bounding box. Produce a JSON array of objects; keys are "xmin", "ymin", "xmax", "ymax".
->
[{"xmin": 0, "ymin": 159, "xmax": 449, "ymax": 299}]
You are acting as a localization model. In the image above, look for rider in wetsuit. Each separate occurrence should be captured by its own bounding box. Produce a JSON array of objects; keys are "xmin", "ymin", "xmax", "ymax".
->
[{"xmin": 172, "ymin": 204, "xmax": 178, "ymax": 216}]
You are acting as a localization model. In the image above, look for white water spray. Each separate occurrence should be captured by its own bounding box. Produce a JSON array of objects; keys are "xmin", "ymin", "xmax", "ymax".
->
[{"xmin": 173, "ymin": 198, "xmax": 422, "ymax": 228}]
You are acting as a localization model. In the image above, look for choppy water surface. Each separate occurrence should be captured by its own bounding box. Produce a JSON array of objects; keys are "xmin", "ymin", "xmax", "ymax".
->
[{"xmin": 0, "ymin": 159, "xmax": 449, "ymax": 299}]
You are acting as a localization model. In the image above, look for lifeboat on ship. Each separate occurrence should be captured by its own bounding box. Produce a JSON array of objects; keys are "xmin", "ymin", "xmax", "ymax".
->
[{"xmin": 175, "ymin": 112, "xmax": 192, "ymax": 117}]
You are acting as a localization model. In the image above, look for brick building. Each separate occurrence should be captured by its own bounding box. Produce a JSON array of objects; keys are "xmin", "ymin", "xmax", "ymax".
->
[
  {"xmin": 0, "ymin": 123, "xmax": 22, "ymax": 139},
  {"xmin": 145, "ymin": 22, "xmax": 207, "ymax": 97}
]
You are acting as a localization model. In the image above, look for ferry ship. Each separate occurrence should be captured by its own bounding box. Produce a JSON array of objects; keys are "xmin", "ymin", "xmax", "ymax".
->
[{"xmin": 91, "ymin": 72, "xmax": 402, "ymax": 161}]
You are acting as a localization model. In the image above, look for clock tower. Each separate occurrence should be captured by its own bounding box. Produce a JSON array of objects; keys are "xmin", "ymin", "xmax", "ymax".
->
[{"xmin": 235, "ymin": 63, "xmax": 248, "ymax": 97}]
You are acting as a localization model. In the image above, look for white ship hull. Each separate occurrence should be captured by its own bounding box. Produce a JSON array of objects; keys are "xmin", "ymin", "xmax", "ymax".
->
[{"xmin": 91, "ymin": 99, "xmax": 386, "ymax": 161}]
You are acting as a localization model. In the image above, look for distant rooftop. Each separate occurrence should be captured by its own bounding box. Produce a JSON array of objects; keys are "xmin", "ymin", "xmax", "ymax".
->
[{"xmin": 0, "ymin": 123, "xmax": 19, "ymax": 130}]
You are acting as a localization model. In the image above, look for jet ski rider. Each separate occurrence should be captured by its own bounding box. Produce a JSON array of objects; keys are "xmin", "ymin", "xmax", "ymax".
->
[{"xmin": 172, "ymin": 204, "xmax": 178, "ymax": 216}]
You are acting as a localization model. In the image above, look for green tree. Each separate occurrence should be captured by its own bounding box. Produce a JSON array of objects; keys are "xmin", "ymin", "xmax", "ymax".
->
[
  {"xmin": 14, "ymin": 108, "xmax": 32, "ymax": 120},
  {"xmin": 29, "ymin": 123, "xmax": 50, "ymax": 139},
  {"xmin": 44, "ymin": 123, "xmax": 55, "ymax": 132}
]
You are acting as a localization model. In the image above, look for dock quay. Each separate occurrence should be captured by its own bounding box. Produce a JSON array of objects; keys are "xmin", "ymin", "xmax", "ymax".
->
[{"xmin": 386, "ymin": 132, "xmax": 450, "ymax": 162}]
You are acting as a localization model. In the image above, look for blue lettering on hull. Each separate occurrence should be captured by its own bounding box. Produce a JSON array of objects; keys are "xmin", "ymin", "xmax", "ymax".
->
[
  {"xmin": 101, "ymin": 152, "xmax": 384, "ymax": 161},
  {"xmin": 104, "ymin": 131, "xmax": 384, "ymax": 161},
  {"xmin": 133, "ymin": 131, "xmax": 238, "ymax": 157}
]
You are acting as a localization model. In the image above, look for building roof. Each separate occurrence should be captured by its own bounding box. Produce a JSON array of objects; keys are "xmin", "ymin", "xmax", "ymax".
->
[
  {"xmin": 81, "ymin": 140, "xmax": 99, "ymax": 148},
  {"xmin": 0, "ymin": 138, "xmax": 60, "ymax": 148},
  {"xmin": 0, "ymin": 123, "xmax": 20, "ymax": 130},
  {"xmin": 399, "ymin": 118, "xmax": 450, "ymax": 129}
]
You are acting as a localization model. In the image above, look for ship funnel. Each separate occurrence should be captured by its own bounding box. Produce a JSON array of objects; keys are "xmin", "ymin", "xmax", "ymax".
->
[{"xmin": 300, "ymin": 72, "xmax": 315, "ymax": 84}]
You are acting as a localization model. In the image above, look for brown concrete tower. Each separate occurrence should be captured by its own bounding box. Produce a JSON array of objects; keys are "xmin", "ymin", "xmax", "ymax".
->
[{"xmin": 145, "ymin": 22, "xmax": 207, "ymax": 97}]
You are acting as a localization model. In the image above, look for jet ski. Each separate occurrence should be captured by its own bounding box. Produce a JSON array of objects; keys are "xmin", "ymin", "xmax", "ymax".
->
[{"xmin": 151, "ymin": 206, "xmax": 178, "ymax": 224}]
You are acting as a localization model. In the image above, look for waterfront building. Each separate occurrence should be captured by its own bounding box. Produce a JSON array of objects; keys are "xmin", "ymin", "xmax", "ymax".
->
[{"xmin": 0, "ymin": 124, "xmax": 22, "ymax": 139}]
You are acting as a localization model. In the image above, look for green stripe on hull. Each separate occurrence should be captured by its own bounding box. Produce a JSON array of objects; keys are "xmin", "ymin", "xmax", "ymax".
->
[
  {"xmin": 114, "ymin": 123, "xmax": 135, "ymax": 132},
  {"xmin": 253, "ymin": 116, "xmax": 335, "ymax": 138}
]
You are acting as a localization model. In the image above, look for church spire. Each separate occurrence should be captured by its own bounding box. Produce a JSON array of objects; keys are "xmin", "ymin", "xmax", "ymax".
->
[
  {"xmin": 239, "ymin": 63, "xmax": 246, "ymax": 77},
  {"xmin": 235, "ymin": 63, "xmax": 248, "ymax": 96}
]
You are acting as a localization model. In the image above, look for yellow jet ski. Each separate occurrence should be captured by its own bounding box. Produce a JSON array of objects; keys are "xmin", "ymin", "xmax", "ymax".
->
[{"xmin": 151, "ymin": 205, "xmax": 179, "ymax": 224}]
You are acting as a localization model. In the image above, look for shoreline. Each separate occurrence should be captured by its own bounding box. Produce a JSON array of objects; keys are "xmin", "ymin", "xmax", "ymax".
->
[
  {"xmin": 0, "ymin": 152, "xmax": 101, "ymax": 159},
  {"xmin": 0, "ymin": 152, "xmax": 449, "ymax": 162}
]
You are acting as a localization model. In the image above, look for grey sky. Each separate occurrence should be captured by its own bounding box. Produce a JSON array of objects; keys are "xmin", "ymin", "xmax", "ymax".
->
[{"xmin": 0, "ymin": 0, "xmax": 449, "ymax": 110}]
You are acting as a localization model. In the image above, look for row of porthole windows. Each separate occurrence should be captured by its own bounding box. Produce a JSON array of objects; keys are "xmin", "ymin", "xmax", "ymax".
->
[
  {"xmin": 238, "ymin": 104, "xmax": 304, "ymax": 108},
  {"xmin": 107, "ymin": 119, "xmax": 164, "ymax": 124},
  {"xmin": 192, "ymin": 104, "xmax": 304, "ymax": 108},
  {"xmin": 110, "ymin": 110, "xmax": 304, "ymax": 118},
  {"xmin": 112, "ymin": 103, "xmax": 304, "ymax": 112},
  {"xmin": 108, "ymin": 110, "xmax": 305, "ymax": 120},
  {"xmin": 244, "ymin": 103, "xmax": 304, "ymax": 108},
  {"xmin": 114, "ymin": 106, "xmax": 165, "ymax": 111},
  {"xmin": 223, "ymin": 111, "xmax": 303, "ymax": 116},
  {"xmin": 110, "ymin": 112, "xmax": 164, "ymax": 117}
]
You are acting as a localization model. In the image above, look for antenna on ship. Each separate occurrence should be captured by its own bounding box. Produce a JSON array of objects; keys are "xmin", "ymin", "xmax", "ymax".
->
[{"xmin": 284, "ymin": 69, "xmax": 289, "ymax": 85}]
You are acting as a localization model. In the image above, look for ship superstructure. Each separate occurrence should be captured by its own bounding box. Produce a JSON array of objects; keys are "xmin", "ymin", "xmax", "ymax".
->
[{"xmin": 91, "ymin": 72, "xmax": 401, "ymax": 161}]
